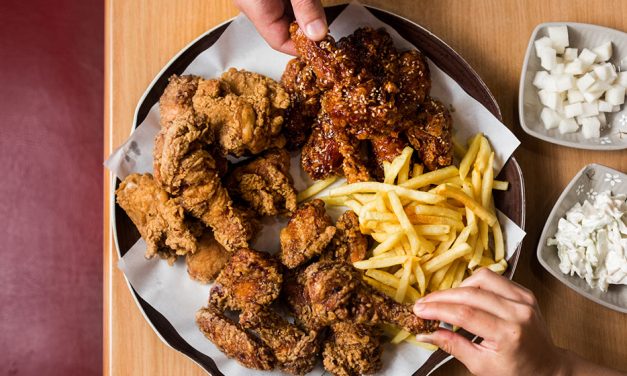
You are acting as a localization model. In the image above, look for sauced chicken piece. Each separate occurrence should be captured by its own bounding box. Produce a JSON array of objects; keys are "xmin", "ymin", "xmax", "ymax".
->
[
  {"xmin": 196, "ymin": 306, "xmax": 275, "ymax": 370},
  {"xmin": 279, "ymin": 200, "xmax": 336, "ymax": 269},
  {"xmin": 185, "ymin": 233, "xmax": 230, "ymax": 283},
  {"xmin": 210, "ymin": 248, "xmax": 283, "ymax": 312},
  {"xmin": 240, "ymin": 308, "xmax": 319, "ymax": 375},
  {"xmin": 302, "ymin": 261, "xmax": 439, "ymax": 334},
  {"xmin": 322, "ymin": 322, "xmax": 382, "ymax": 376},
  {"xmin": 370, "ymin": 135, "xmax": 408, "ymax": 170},
  {"xmin": 406, "ymin": 97, "xmax": 454, "ymax": 171},
  {"xmin": 192, "ymin": 68, "xmax": 290, "ymax": 156},
  {"xmin": 226, "ymin": 148, "xmax": 297, "ymax": 216},
  {"xmin": 301, "ymin": 119, "xmax": 343, "ymax": 180},
  {"xmin": 116, "ymin": 173, "xmax": 197, "ymax": 264},
  {"xmin": 322, "ymin": 210, "xmax": 368, "ymax": 263}
]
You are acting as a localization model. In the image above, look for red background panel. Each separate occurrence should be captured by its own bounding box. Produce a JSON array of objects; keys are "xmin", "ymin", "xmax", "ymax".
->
[{"xmin": 0, "ymin": 0, "xmax": 103, "ymax": 374}]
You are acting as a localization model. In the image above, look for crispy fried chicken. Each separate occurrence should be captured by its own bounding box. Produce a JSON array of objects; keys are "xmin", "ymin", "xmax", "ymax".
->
[
  {"xmin": 322, "ymin": 210, "xmax": 368, "ymax": 264},
  {"xmin": 279, "ymin": 199, "xmax": 336, "ymax": 269},
  {"xmin": 406, "ymin": 97, "xmax": 454, "ymax": 171},
  {"xmin": 116, "ymin": 173, "xmax": 197, "ymax": 264},
  {"xmin": 185, "ymin": 233, "xmax": 230, "ymax": 283},
  {"xmin": 322, "ymin": 322, "xmax": 383, "ymax": 376},
  {"xmin": 226, "ymin": 148, "xmax": 297, "ymax": 216}
]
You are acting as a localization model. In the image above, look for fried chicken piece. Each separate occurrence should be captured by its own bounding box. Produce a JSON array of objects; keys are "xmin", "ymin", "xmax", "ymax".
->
[
  {"xmin": 370, "ymin": 135, "xmax": 408, "ymax": 170},
  {"xmin": 240, "ymin": 308, "xmax": 319, "ymax": 375},
  {"xmin": 406, "ymin": 97, "xmax": 454, "ymax": 171},
  {"xmin": 192, "ymin": 68, "xmax": 290, "ymax": 156},
  {"xmin": 302, "ymin": 261, "xmax": 439, "ymax": 334},
  {"xmin": 322, "ymin": 322, "xmax": 382, "ymax": 376},
  {"xmin": 281, "ymin": 58, "xmax": 323, "ymax": 149},
  {"xmin": 226, "ymin": 148, "xmax": 297, "ymax": 216},
  {"xmin": 279, "ymin": 199, "xmax": 336, "ymax": 269},
  {"xmin": 301, "ymin": 118, "xmax": 344, "ymax": 180},
  {"xmin": 185, "ymin": 233, "xmax": 230, "ymax": 283},
  {"xmin": 116, "ymin": 173, "xmax": 197, "ymax": 264},
  {"xmin": 210, "ymin": 248, "xmax": 283, "ymax": 312},
  {"xmin": 196, "ymin": 306, "xmax": 275, "ymax": 370},
  {"xmin": 282, "ymin": 269, "xmax": 321, "ymax": 331},
  {"xmin": 322, "ymin": 210, "xmax": 368, "ymax": 263}
]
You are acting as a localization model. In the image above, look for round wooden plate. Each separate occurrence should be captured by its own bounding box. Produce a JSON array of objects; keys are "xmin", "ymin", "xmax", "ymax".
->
[{"xmin": 112, "ymin": 4, "xmax": 526, "ymax": 375}]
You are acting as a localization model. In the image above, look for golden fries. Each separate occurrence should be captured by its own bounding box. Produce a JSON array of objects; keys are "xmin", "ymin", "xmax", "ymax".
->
[{"xmin": 297, "ymin": 176, "xmax": 338, "ymax": 202}]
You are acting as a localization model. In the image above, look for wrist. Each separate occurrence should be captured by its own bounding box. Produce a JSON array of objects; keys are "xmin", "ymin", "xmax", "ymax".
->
[{"xmin": 553, "ymin": 348, "xmax": 574, "ymax": 376}]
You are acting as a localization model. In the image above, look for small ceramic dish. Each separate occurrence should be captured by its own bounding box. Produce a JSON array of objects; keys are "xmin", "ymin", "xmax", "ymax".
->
[
  {"xmin": 537, "ymin": 163, "xmax": 626, "ymax": 313},
  {"xmin": 519, "ymin": 22, "xmax": 627, "ymax": 150}
]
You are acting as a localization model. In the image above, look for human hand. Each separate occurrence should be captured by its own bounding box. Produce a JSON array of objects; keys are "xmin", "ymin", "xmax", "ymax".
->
[
  {"xmin": 412, "ymin": 268, "xmax": 566, "ymax": 376},
  {"xmin": 234, "ymin": 0, "xmax": 327, "ymax": 55}
]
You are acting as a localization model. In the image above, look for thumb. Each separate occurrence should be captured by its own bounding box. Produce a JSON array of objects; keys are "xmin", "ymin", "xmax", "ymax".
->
[
  {"xmin": 415, "ymin": 329, "xmax": 482, "ymax": 373},
  {"xmin": 290, "ymin": 0, "xmax": 327, "ymax": 40}
]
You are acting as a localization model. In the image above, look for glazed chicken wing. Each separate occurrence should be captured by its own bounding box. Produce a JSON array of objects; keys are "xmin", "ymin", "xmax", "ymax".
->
[
  {"xmin": 406, "ymin": 97, "xmax": 454, "ymax": 171},
  {"xmin": 116, "ymin": 173, "xmax": 197, "ymax": 264},
  {"xmin": 300, "ymin": 117, "xmax": 344, "ymax": 180},
  {"xmin": 226, "ymin": 148, "xmax": 297, "ymax": 217},
  {"xmin": 322, "ymin": 322, "xmax": 382, "ymax": 376},
  {"xmin": 279, "ymin": 199, "xmax": 337, "ymax": 269}
]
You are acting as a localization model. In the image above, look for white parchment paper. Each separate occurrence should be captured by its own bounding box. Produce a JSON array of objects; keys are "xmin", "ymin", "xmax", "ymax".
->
[{"xmin": 107, "ymin": 3, "xmax": 526, "ymax": 375}]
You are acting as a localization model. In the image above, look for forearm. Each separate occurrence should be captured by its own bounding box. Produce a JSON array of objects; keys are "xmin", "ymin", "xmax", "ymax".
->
[{"xmin": 557, "ymin": 348, "xmax": 625, "ymax": 376}]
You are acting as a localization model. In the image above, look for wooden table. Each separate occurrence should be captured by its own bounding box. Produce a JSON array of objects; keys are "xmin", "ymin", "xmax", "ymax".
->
[{"xmin": 104, "ymin": 1, "xmax": 627, "ymax": 374}]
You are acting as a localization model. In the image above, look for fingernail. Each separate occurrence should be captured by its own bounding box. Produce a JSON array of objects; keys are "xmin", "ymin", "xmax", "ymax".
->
[
  {"xmin": 305, "ymin": 19, "xmax": 327, "ymax": 40},
  {"xmin": 415, "ymin": 334, "xmax": 433, "ymax": 344}
]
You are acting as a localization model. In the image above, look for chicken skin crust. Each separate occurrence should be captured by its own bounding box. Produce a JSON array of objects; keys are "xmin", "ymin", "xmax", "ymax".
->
[
  {"xmin": 406, "ymin": 97, "xmax": 454, "ymax": 171},
  {"xmin": 322, "ymin": 322, "xmax": 383, "ymax": 376},
  {"xmin": 185, "ymin": 233, "xmax": 230, "ymax": 283}
]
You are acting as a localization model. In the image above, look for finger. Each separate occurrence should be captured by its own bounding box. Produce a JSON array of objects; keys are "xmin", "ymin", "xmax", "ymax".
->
[
  {"xmin": 461, "ymin": 268, "xmax": 536, "ymax": 305},
  {"xmin": 415, "ymin": 329, "xmax": 483, "ymax": 374},
  {"xmin": 417, "ymin": 286, "xmax": 518, "ymax": 320},
  {"xmin": 290, "ymin": 0, "xmax": 327, "ymax": 41},
  {"xmin": 413, "ymin": 301, "xmax": 507, "ymax": 341},
  {"xmin": 235, "ymin": 0, "xmax": 297, "ymax": 54}
]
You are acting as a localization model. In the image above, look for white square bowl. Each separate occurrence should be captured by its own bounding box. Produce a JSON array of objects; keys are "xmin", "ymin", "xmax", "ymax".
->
[
  {"xmin": 519, "ymin": 22, "xmax": 627, "ymax": 150},
  {"xmin": 537, "ymin": 163, "xmax": 627, "ymax": 313}
]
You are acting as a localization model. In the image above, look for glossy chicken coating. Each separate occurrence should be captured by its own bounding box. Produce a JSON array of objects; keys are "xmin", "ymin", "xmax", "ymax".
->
[
  {"xmin": 240, "ymin": 308, "xmax": 320, "ymax": 375},
  {"xmin": 226, "ymin": 148, "xmax": 297, "ymax": 216},
  {"xmin": 210, "ymin": 248, "xmax": 282, "ymax": 312},
  {"xmin": 370, "ymin": 135, "xmax": 408, "ymax": 169},
  {"xmin": 322, "ymin": 322, "xmax": 383, "ymax": 376},
  {"xmin": 406, "ymin": 97, "xmax": 454, "ymax": 171},
  {"xmin": 301, "ymin": 116, "xmax": 344, "ymax": 180},
  {"xmin": 196, "ymin": 306, "xmax": 275, "ymax": 370},
  {"xmin": 279, "ymin": 199, "xmax": 336, "ymax": 269}
]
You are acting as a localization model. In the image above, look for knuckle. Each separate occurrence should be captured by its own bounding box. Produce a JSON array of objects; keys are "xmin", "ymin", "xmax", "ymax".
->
[
  {"xmin": 521, "ymin": 289, "xmax": 537, "ymax": 305},
  {"xmin": 517, "ymin": 304, "xmax": 536, "ymax": 322},
  {"xmin": 456, "ymin": 305, "xmax": 475, "ymax": 322}
]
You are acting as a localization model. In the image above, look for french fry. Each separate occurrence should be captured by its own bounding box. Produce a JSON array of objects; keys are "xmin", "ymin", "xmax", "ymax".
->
[
  {"xmin": 363, "ymin": 212, "xmax": 397, "ymax": 222},
  {"xmin": 353, "ymin": 255, "xmax": 409, "ymax": 269},
  {"xmin": 397, "ymin": 152, "xmax": 412, "ymax": 184},
  {"xmin": 450, "ymin": 225, "xmax": 474, "ymax": 251},
  {"xmin": 401, "ymin": 165, "xmax": 459, "ymax": 190},
  {"xmin": 471, "ymin": 169, "xmax": 482, "ymax": 200},
  {"xmin": 319, "ymin": 196, "xmax": 346, "ymax": 206},
  {"xmin": 459, "ymin": 133, "xmax": 483, "ymax": 179},
  {"xmin": 493, "ymin": 216, "xmax": 505, "ymax": 261},
  {"xmin": 423, "ymin": 243, "xmax": 472, "ymax": 273},
  {"xmin": 366, "ymin": 269, "xmax": 402, "ymax": 288},
  {"xmin": 435, "ymin": 185, "xmax": 497, "ymax": 226},
  {"xmin": 297, "ymin": 176, "xmax": 338, "ymax": 202},
  {"xmin": 493, "ymin": 180, "xmax": 509, "ymax": 191},
  {"xmin": 479, "ymin": 220, "xmax": 489, "ymax": 250},
  {"xmin": 474, "ymin": 137, "xmax": 491, "ymax": 173},
  {"xmin": 451, "ymin": 260, "xmax": 467, "ymax": 288},
  {"xmin": 453, "ymin": 137, "xmax": 468, "ymax": 159},
  {"xmin": 363, "ymin": 276, "xmax": 397, "ymax": 300},
  {"xmin": 328, "ymin": 182, "xmax": 444, "ymax": 204},
  {"xmin": 384, "ymin": 147, "xmax": 413, "ymax": 184},
  {"xmin": 344, "ymin": 199, "xmax": 362, "ymax": 214},
  {"xmin": 468, "ymin": 234, "xmax": 484, "ymax": 269},
  {"xmin": 487, "ymin": 259, "xmax": 508, "ymax": 274},
  {"xmin": 408, "ymin": 213, "xmax": 464, "ymax": 230},
  {"xmin": 375, "ymin": 192, "xmax": 387, "ymax": 212},
  {"xmin": 481, "ymin": 152, "xmax": 495, "ymax": 207},
  {"xmin": 438, "ymin": 260, "xmax": 459, "ymax": 290},
  {"xmin": 393, "ymin": 267, "xmax": 417, "ymax": 285},
  {"xmin": 352, "ymin": 193, "xmax": 376, "ymax": 205},
  {"xmin": 428, "ymin": 263, "xmax": 452, "ymax": 291},
  {"xmin": 404, "ymin": 336, "xmax": 439, "ymax": 351},
  {"xmin": 389, "ymin": 192, "xmax": 420, "ymax": 255},
  {"xmin": 391, "ymin": 329, "xmax": 412, "ymax": 344},
  {"xmin": 442, "ymin": 176, "xmax": 463, "ymax": 187},
  {"xmin": 414, "ymin": 262, "xmax": 427, "ymax": 296},
  {"xmin": 372, "ymin": 232, "xmax": 404, "ymax": 256},
  {"xmin": 396, "ymin": 259, "xmax": 413, "ymax": 302},
  {"xmin": 412, "ymin": 163, "xmax": 424, "ymax": 177},
  {"xmin": 413, "ymin": 204, "xmax": 463, "ymax": 221},
  {"xmin": 414, "ymin": 224, "xmax": 451, "ymax": 236}
]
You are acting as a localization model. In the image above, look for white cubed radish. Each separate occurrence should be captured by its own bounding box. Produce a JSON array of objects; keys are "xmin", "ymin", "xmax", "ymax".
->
[
  {"xmin": 563, "ymin": 102, "xmax": 583, "ymax": 118},
  {"xmin": 577, "ymin": 72, "xmax": 597, "ymax": 91},
  {"xmin": 616, "ymin": 71, "xmax": 627, "ymax": 88},
  {"xmin": 538, "ymin": 89, "xmax": 561, "ymax": 110},
  {"xmin": 563, "ymin": 48, "xmax": 578, "ymax": 61},
  {"xmin": 554, "ymin": 75, "xmax": 574, "ymax": 91},
  {"xmin": 582, "ymin": 102, "xmax": 600, "ymax": 117},
  {"xmin": 535, "ymin": 36, "xmax": 553, "ymax": 56},
  {"xmin": 548, "ymin": 25, "xmax": 569, "ymax": 52},
  {"xmin": 551, "ymin": 63, "xmax": 565, "ymax": 75},
  {"xmin": 605, "ymin": 85, "xmax": 626, "ymax": 106},
  {"xmin": 540, "ymin": 107, "xmax": 561, "ymax": 130},
  {"xmin": 597, "ymin": 113, "xmax": 607, "ymax": 127},
  {"xmin": 612, "ymin": 105, "xmax": 621, "ymax": 112},
  {"xmin": 592, "ymin": 41, "xmax": 612, "ymax": 62},
  {"xmin": 559, "ymin": 118, "xmax": 579, "ymax": 134},
  {"xmin": 539, "ymin": 47, "xmax": 557, "ymax": 70},
  {"xmin": 533, "ymin": 71, "xmax": 550, "ymax": 89},
  {"xmin": 579, "ymin": 48, "xmax": 598, "ymax": 67},
  {"xmin": 592, "ymin": 63, "xmax": 615, "ymax": 82},
  {"xmin": 581, "ymin": 117, "xmax": 601, "ymax": 139},
  {"xmin": 543, "ymin": 75, "xmax": 558, "ymax": 92},
  {"xmin": 588, "ymin": 80, "xmax": 610, "ymax": 93},
  {"xmin": 568, "ymin": 89, "xmax": 585, "ymax": 104},
  {"xmin": 583, "ymin": 90, "xmax": 604, "ymax": 103},
  {"xmin": 564, "ymin": 59, "xmax": 585, "ymax": 75},
  {"xmin": 598, "ymin": 100, "xmax": 614, "ymax": 112}
]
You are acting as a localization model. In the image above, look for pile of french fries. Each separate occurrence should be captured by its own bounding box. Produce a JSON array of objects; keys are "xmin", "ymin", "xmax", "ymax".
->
[{"xmin": 304, "ymin": 133, "xmax": 509, "ymax": 348}]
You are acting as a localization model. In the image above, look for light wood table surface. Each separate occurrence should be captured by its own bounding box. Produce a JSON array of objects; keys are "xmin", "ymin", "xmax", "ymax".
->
[{"xmin": 104, "ymin": 1, "xmax": 627, "ymax": 374}]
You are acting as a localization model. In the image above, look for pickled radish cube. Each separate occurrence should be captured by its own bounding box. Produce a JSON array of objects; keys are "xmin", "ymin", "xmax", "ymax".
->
[
  {"xmin": 563, "ymin": 102, "xmax": 583, "ymax": 118},
  {"xmin": 582, "ymin": 102, "xmax": 600, "ymax": 117},
  {"xmin": 548, "ymin": 25, "xmax": 569, "ymax": 53},
  {"xmin": 563, "ymin": 48, "xmax": 578, "ymax": 61},
  {"xmin": 535, "ymin": 36, "xmax": 553, "ymax": 56},
  {"xmin": 578, "ymin": 48, "xmax": 598, "ymax": 67},
  {"xmin": 568, "ymin": 89, "xmax": 585, "ymax": 104},
  {"xmin": 616, "ymin": 71, "xmax": 627, "ymax": 88},
  {"xmin": 592, "ymin": 41, "xmax": 612, "ymax": 62},
  {"xmin": 598, "ymin": 100, "xmax": 614, "ymax": 113},
  {"xmin": 559, "ymin": 118, "xmax": 579, "ymax": 134},
  {"xmin": 583, "ymin": 90, "xmax": 604, "ymax": 103},
  {"xmin": 538, "ymin": 90, "xmax": 561, "ymax": 110},
  {"xmin": 597, "ymin": 113, "xmax": 607, "ymax": 127},
  {"xmin": 539, "ymin": 47, "xmax": 557, "ymax": 70},
  {"xmin": 551, "ymin": 63, "xmax": 565, "ymax": 75},
  {"xmin": 576, "ymin": 73, "xmax": 597, "ymax": 91},
  {"xmin": 605, "ymin": 85, "xmax": 626, "ymax": 106},
  {"xmin": 592, "ymin": 63, "xmax": 616, "ymax": 82},
  {"xmin": 581, "ymin": 117, "xmax": 601, "ymax": 139},
  {"xmin": 541, "ymin": 107, "xmax": 561, "ymax": 130},
  {"xmin": 589, "ymin": 80, "xmax": 610, "ymax": 93},
  {"xmin": 564, "ymin": 60, "xmax": 584, "ymax": 75},
  {"xmin": 554, "ymin": 75, "xmax": 574, "ymax": 91},
  {"xmin": 612, "ymin": 105, "xmax": 621, "ymax": 112},
  {"xmin": 533, "ymin": 71, "xmax": 550, "ymax": 89}
]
